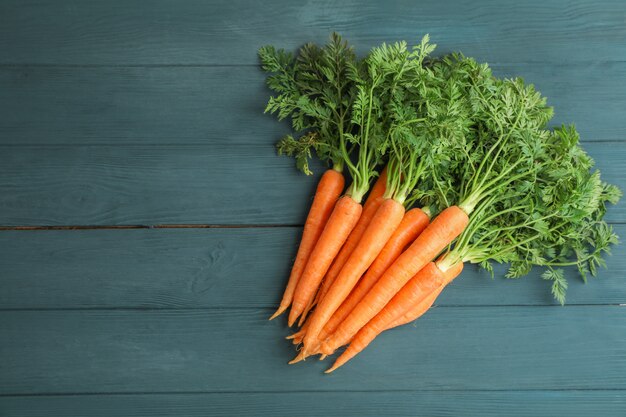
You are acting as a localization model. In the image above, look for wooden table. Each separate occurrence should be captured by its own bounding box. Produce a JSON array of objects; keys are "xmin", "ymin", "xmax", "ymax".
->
[{"xmin": 1, "ymin": 1, "xmax": 625, "ymax": 415}]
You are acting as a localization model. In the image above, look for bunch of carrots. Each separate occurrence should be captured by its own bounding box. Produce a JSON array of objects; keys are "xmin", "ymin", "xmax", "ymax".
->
[{"xmin": 259, "ymin": 34, "xmax": 621, "ymax": 372}]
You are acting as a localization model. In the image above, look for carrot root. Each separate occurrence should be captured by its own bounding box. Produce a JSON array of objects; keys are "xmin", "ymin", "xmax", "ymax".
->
[
  {"xmin": 326, "ymin": 261, "xmax": 464, "ymax": 372},
  {"xmin": 288, "ymin": 195, "xmax": 363, "ymax": 326},
  {"xmin": 270, "ymin": 169, "xmax": 344, "ymax": 320},
  {"xmin": 316, "ymin": 168, "xmax": 388, "ymax": 302},
  {"xmin": 303, "ymin": 198, "xmax": 405, "ymax": 353},
  {"xmin": 320, "ymin": 206, "xmax": 469, "ymax": 354},
  {"xmin": 317, "ymin": 207, "xmax": 430, "ymax": 344}
]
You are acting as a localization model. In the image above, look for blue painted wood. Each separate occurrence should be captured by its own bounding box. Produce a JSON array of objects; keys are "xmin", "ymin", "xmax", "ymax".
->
[
  {"xmin": 1, "ymin": 226, "xmax": 625, "ymax": 310},
  {"xmin": 1, "ymin": 307, "xmax": 625, "ymax": 394},
  {"xmin": 1, "ymin": 0, "xmax": 625, "ymax": 65},
  {"xmin": 0, "ymin": 145, "xmax": 324, "ymax": 226},
  {"xmin": 0, "ymin": 142, "xmax": 622, "ymax": 226},
  {"xmin": 1, "ymin": 62, "xmax": 624, "ymax": 146},
  {"xmin": 2, "ymin": 391, "xmax": 626, "ymax": 417},
  {"xmin": 1, "ymin": 0, "xmax": 625, "ymax": 414}
]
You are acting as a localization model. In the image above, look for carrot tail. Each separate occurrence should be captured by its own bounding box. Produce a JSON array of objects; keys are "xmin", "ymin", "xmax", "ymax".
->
[
  {"xmin": 288, "ymin": 351, "xmax": 307, "ymax": 365},
  {"xmin": 298, "ymin": 294, "xmax": 316, "ymax": 327},
  {"xmin": 290, "ymin": 340, "xmax": 322, "ymax": 364},
  {"xmin": 320, "ymin": 206, "xmax": 469, "ymax": 353},
  {"xmin": 270, "ymin": 169, "xmax": 344, "ymax": 320},
  {"xmin": 286, "ymin": 331, "xmax": 303, "ymax": 341},
  {"xmin": 288, "ymin": 195, "xmax": 362, "ymax": 326},
  {"xmin": 302, "ymin": 198, "xmax": 405, "ymax": 353},
  {"xmin": 326, "ymin": 261, "xmax": 463, "ymax": 372},
  {"xmin": 292, "ymin": 333, "xmax": 305, "ymax": 345},
  {"xmin": 287, "ymin": 319, "xmax": 309, "ymax": 344},
  {"xmin": 317, "ymin": 208, "xmax": 430, "ymax": 342},
  {"xmin": 316, "ymin": 168, "xmax": 388, "ymax": 302}
]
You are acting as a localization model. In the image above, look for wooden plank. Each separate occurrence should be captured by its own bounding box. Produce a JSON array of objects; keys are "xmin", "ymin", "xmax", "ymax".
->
[
  {"xmin": 1, "ymin": 225, "xmax": 625, "ymax": 310},
  {"xmin": 1, "ymin": 0, "xmax": 625, "ymax": 65},
  {"xmin": 0, "ymin": 145, "xmax": 323, "ymax": 226},
  {"xmin": 0, "ymin": 66, "xmax": 290, "ymax": 145},
  {"xmin": 1, "ymin": 62, "xmax": 625, "ymax": 146},
  {"xmin": 0, "ymin": 142, "xmax": 622, "ymax": 226},
  {"xmin": 1, "ymin": 391, "xmax": 626, "ymax": 417},
  {"xmin": 1, "ymin": 307, "xmax": 625, "ymax": 393}
]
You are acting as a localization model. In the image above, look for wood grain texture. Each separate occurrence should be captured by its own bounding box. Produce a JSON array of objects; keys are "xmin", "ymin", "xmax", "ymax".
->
[
  {"xmin": 2, "ymin": 391, "xmax": 625, "ymax": 417},
  {"xmin": 0, "ymin": 145, "xmax": 323, "ymax": 226},
  {"xmin": 0, "ymin": 142, "xmax": 622, "ymax": 226},
  {"xmin": 1, "ymin": 307, "xmax": 625, "ymax": 394},
  {"xmin": 1, "ymin": 226, "xmax": 625, "ymax": 310},
  {"xmin": 1, "ymin": 62, "xmax": 625, "ymax": 146},
  {"xmin": 2, "ymin": 0, "xmax": 625, "ymax": 412},
  {"xmin": 1, "ymin": 0, "xmax": 625, "ymax": 65}
]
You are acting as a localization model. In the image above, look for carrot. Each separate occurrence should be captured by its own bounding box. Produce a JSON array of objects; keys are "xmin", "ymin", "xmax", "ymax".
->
[
  {"xmin": 298, "ymin": 292, "xmax": 317, "ymax": 327},
  {"xmin": 269, "ymin": 169, "xmax": 344, "ymax": 320},
  {"xmin": 326, "ymin": 260, "xmax": 463, "ymax": 372},
  {"xmin": 317, "ymin": 167, "xmax": 388, "ymax": 302},
  {"xmin": 302, "ymin": 198, "xmax": 405, "ymax": 353},
  {"xmin": 299, "ymin": 261, "xmax": 462, "ymax": 365},
  {"xmin": 288, "ymin": 351, "xmax": 306, "ymax": 365},
  {"xmin": 320, "ymin": 205, "xmax": 469, "ymax": 354},
  {"xmin": 288, "ymin": 195, "xmax": 363, "ymax": 326},
  {"xmin": 316, "ymin": 207, "xmax": 430, "ymax": 343},
  {"xmin": 389, "ymin": 261, "xmax": 464, "ymax": 329}
]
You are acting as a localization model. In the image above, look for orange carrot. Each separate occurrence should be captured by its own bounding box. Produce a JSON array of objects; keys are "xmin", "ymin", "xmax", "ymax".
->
[
  {"xmin": 289, "ymin": 195, "xmax": 362, "ymax": 326},
  {"xmin": 388, "ymin": 261, "xmax": 464, "ymax": 328},
  {"xmin": 317, "ymin": 208, "xmax": 430, "ymax": 342},
  {"xmin": 302, "ymin": 198, "xmax": 405, "ymax": 353},
  {"xmin": 270, "ymin": 169, "xmax": 344, "ymax": 320},
  {"xmin": 288, "ymin": 326, "xmax": 307, "ymax": 345},
  {"xmin": 364, "ymin": 167, "xmax": 388, "ymax": 212},
  {"xmin": 297, "ymin": 262, "xmax": 461, "ymax": 364},
  {"xmin": 317, "ymin": 167, "xmax": 388, "ymax": 302},
  {"xmin": 288, "ymin": 349, "xmax": 312, "ymax": 365},
  {"xmin": 298, "ymin": 292, "xmax": 317, "ymax": 327},
  {"xmin": 320, "ymin": 205, "xmax": 469, "ymax": 353},
  {"xmin": 326, "ymin": 260, "xmax": 463, "ymax": 373}
]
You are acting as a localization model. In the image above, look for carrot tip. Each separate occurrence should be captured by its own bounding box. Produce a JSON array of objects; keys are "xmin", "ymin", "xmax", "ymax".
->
[
  {"xmin": 297, "ymin": 312, "xmax": 308, "ymax": 327},
  {"xmin": 287, "ymin": 311, "xmax": 299, "ymax": 327},
  {"xmin": 285, "ymin": 330, "xmax": 302, "ymax": 340},
  {"xmin": 289, "ymin": 351, "xmax": 307, "ymax": 365},
  {"xmin": 269, "ymin": 305, "xmax": 287, "ymax": 321},
  {"xmin": 324, "ymin": 365, "xmax": 338, "ymax": 374}
]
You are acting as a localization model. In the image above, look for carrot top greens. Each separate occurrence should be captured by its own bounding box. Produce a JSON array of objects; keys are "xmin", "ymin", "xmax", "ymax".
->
[
  {"xmin": 259, "ymin": 33, "xmax": 358, "ymax": 175},
  {"xmin": 428, "ymin": 56, "xmax": 621, "ymax": 303},
  {"xmin": 259, "ymin": 34, "xmax": 620, "ymax": 303}
]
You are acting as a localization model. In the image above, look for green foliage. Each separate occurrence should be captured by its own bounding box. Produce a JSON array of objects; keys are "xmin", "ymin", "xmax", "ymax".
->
[
  {"xmin": 422, "ymin": 60, "xmax": 620, "ymax": 304},
  {"xmin": 261, "ymin": 34, "xmax": 621, "ymax": 303},
  {"xmin": 259, "ymin": 33, "xmax": 359, "ymax": 174},
  {"xmin": 541, "ymin": 269, "xmax": 568, "ymax": 305},
  {"xmin": 276, "ymin": 133, "xmax": 327, "ymax": 176}
]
